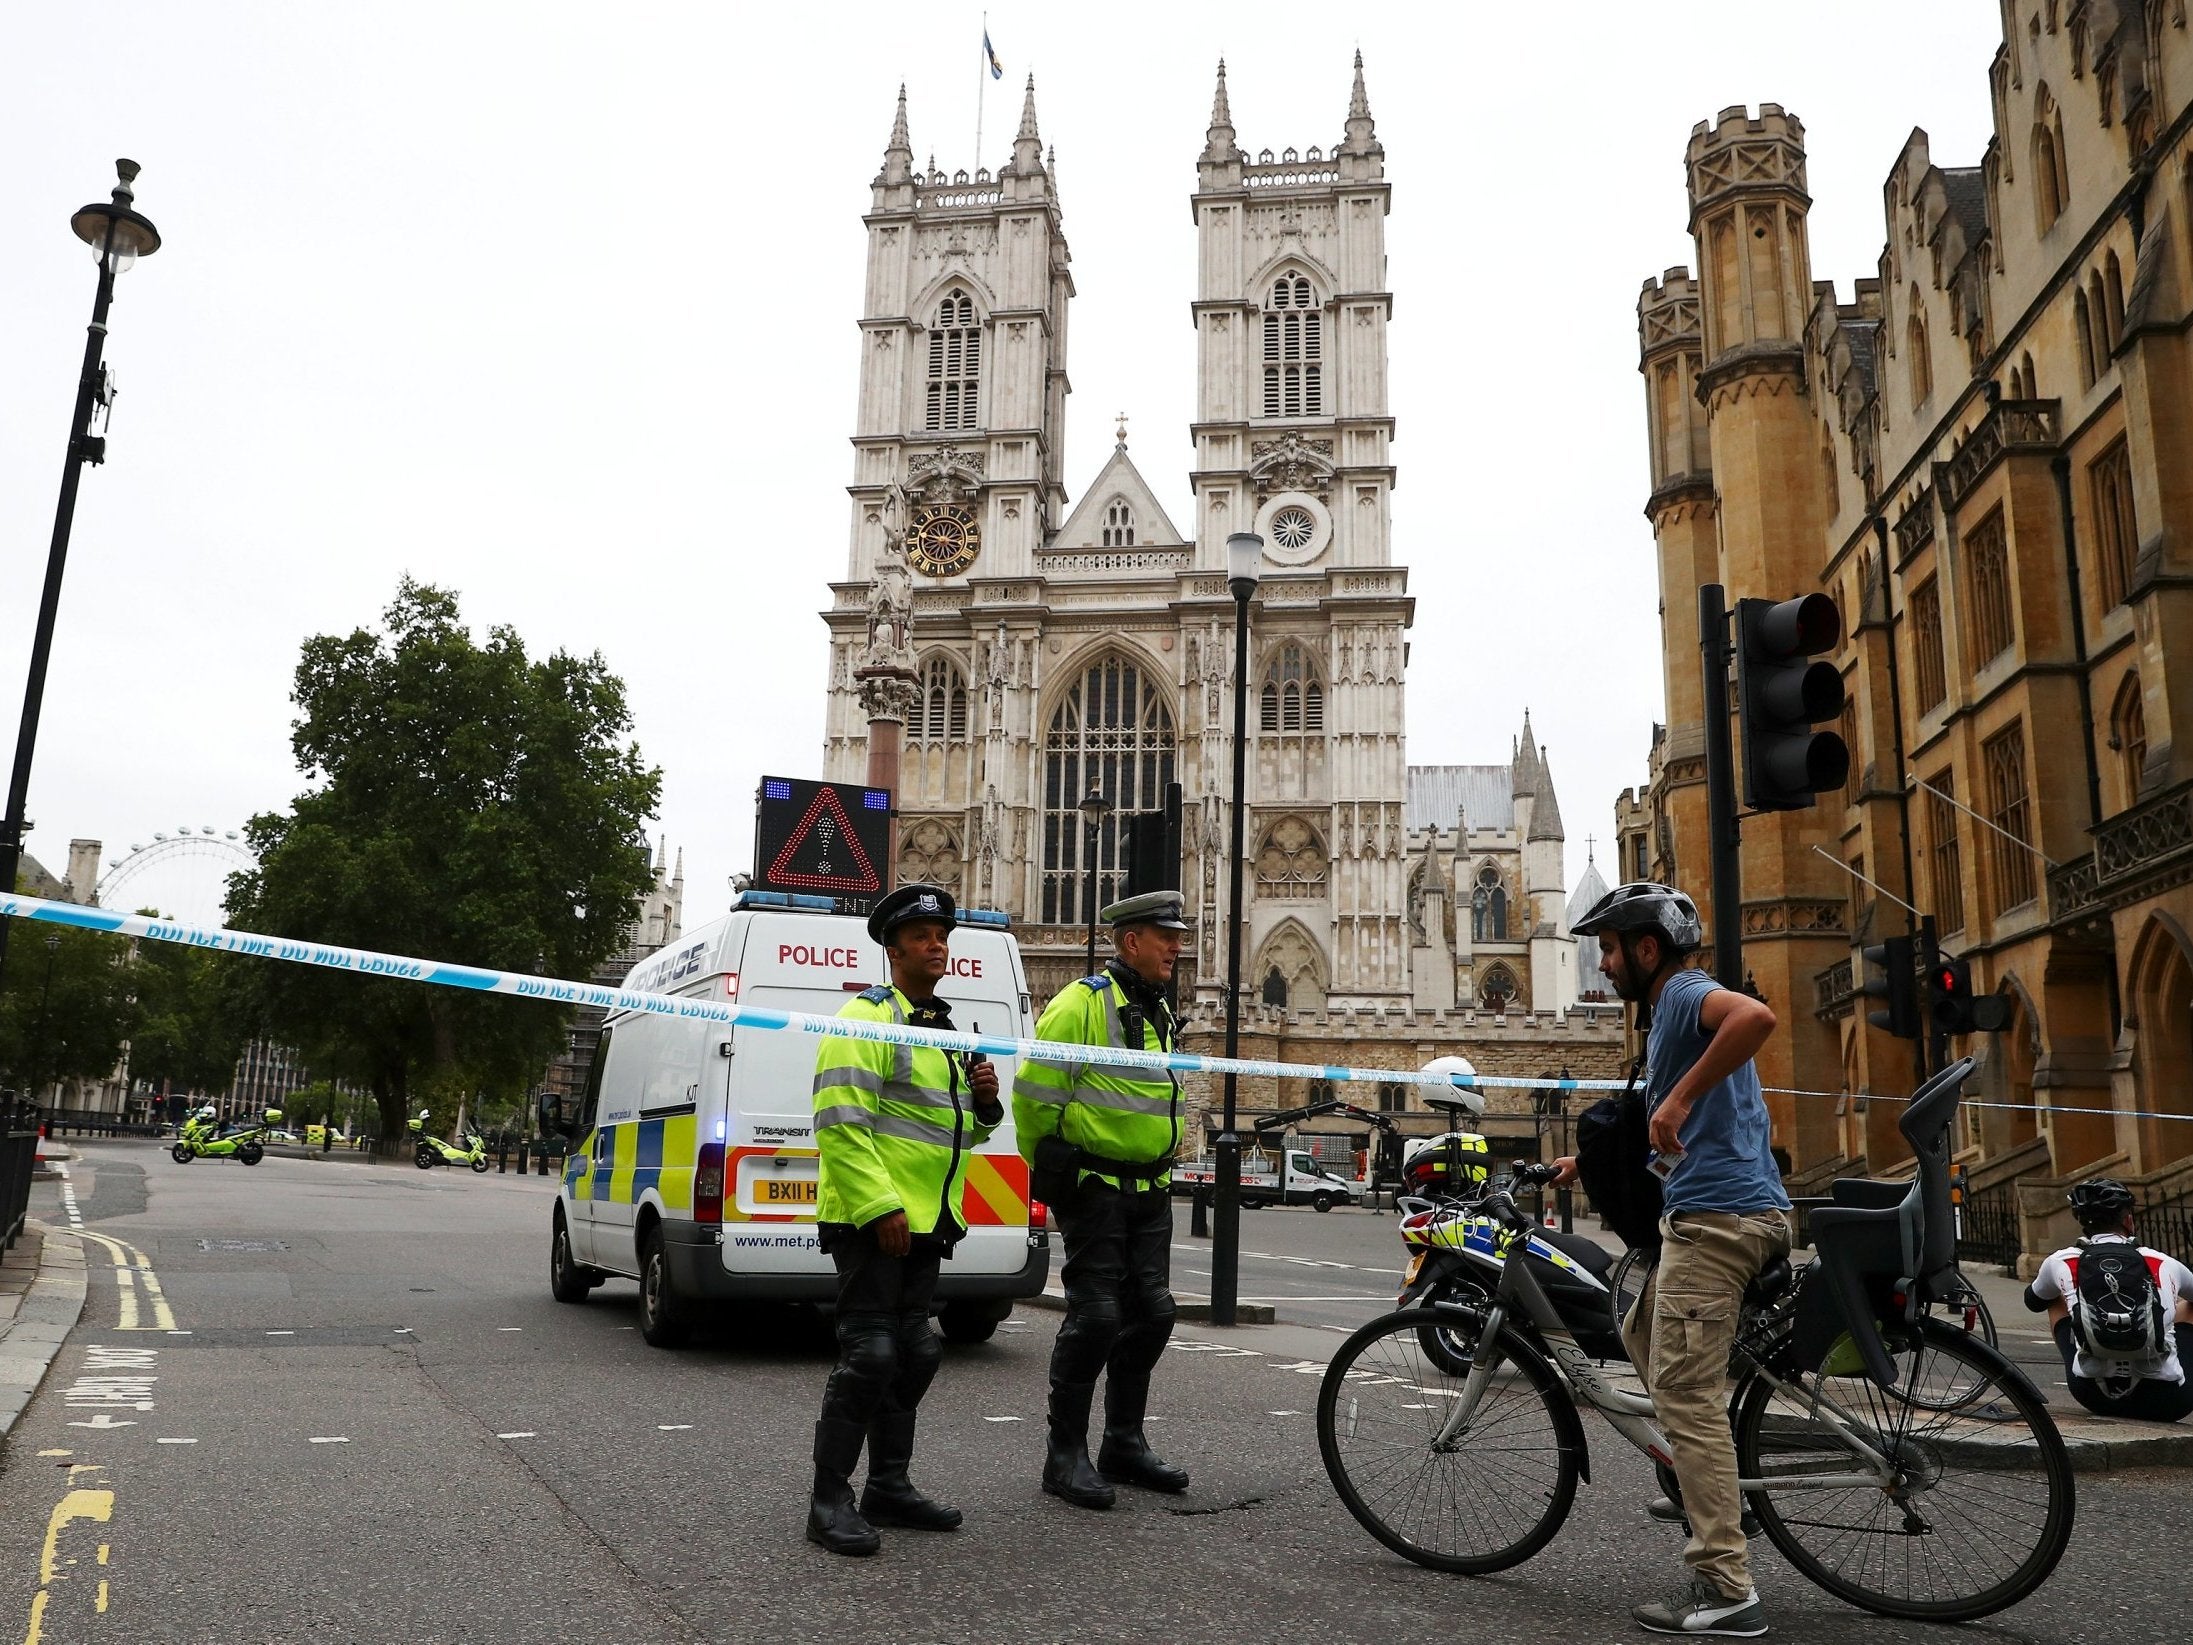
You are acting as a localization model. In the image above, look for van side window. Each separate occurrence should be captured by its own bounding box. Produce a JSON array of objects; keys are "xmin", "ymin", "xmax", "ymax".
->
[{"xmin": 576, "ymin": 1026, "xmax": 611, "ymax": 1137}]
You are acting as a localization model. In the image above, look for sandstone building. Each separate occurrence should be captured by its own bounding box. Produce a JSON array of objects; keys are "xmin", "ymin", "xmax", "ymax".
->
[
  {"xmin": 816, "ymin": 62, "xmax": 1622, "ymax": 1146},
  {"xmin": 1619, "ymin": 7, "xmax": 2193, "ymax": 1260}
]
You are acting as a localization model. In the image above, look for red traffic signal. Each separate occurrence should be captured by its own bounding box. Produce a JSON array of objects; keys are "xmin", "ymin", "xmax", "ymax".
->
[{"xmin": 1927, "ymin": 954, "xmax": 2011, "ymax": 1035}]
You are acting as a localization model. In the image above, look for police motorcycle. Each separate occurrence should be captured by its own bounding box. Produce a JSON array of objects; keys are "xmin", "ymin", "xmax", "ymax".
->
[
  {"xmin": 171, "ymin": 1106, "xmax": 271, "ymax": 1167},
  {"xmin": 410, "ymin": 1109, "xmax": 490, "ymax": 1172}
]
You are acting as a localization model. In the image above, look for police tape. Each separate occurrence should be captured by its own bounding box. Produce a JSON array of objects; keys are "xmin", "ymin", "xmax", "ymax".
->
[{"xmin": 5, "ymin": 892, "xmax": 2187, "ymax": 1124}]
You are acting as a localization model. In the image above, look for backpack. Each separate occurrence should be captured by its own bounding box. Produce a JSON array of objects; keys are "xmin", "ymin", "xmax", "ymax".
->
[
  {"xmin": 2068, "ymin": 1239, "xmax": 2167, "ymax": 1376},
  {"xmin": 1573, "ymin": 1057, "xmax": 1662, "ymax": 1254}
]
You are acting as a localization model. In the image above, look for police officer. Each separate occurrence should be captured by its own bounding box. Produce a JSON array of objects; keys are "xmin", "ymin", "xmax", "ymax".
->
[
  {"xmin": 1015, "ymin": 890, "xmax": 1192, "ymax": 1510},
  {"xmin": 806, "ymin": 883, "xmax": 1003, "ymax": 1556}
]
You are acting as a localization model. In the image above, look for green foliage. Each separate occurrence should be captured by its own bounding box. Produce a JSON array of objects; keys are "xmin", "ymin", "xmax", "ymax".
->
[
  {"xmin": 226, "ymin": 579, "xmax": 661, "ymax": 1143},
  {"xmin": 0, "ymin": 926, "xmax": 136, "ymax": 1096},
  {"xmin": 128, "ymin": 941, "xmax": 250, "ymax": 1097}
]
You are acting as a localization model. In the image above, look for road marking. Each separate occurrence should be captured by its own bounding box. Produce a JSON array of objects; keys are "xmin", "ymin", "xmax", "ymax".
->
[
  {"xmin": 497, "ymin": 1327, "xmax": 523, "ymax": 1332},
  {"xmin": 76, "ymin": 1231, "xmax": 178, "ymax": 1332},
  {"xmin": 36, "ymin": 1451, "xmax": 69, "ymax": 1459},
  {"xmin": 23, "ymin": 1481, "xmax": 113, "ymax": 1645},
  {"xmin": 393, "ymin": 1328, "xmax": 414, "ymax": 1334},
  {"xmin": 308, "ymin": 1437, "xmax": 350, "ymax": 1444},
  {"xmin": 266, "ymin": 1330, "xmax": 295, "ymax": 1337},
  {"xmin": 496, "ymin": 1432, "xmax": 537, "ymax": 1440},
  {"xmin": 982, "ymin": 1415, "xmax": 1023, "ymax": 1423},
  {"xmin": 154, "ymin": 1438, "xmax": 197, "ymax": 1445},
  {"xmin": 657, "ymin": 1424, "xmax": 693, "ymax": 1431}
]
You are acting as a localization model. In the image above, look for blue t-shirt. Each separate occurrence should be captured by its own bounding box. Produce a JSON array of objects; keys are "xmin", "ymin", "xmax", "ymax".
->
[{"xmin": 1646, "ymin": 968, "xmax": 1791, "ymax": 1215}]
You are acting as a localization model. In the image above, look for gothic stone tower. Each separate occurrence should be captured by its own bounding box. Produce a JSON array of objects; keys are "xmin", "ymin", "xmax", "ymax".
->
[
  {"xmin": 1189, "ymin": 55, "xmax": 1414, "ymax": 1009},
  {"xmin": 1682, "ymin": 106, "xmax": 1846, "ymax": 1167}
]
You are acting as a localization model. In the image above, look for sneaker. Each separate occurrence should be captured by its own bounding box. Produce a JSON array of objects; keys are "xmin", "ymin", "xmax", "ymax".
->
[
  {"xmin": 1632, "ymin": 1576, "xmax": 1768, "ymax": 1636},
  {"xmin": 1645, "ymin": 1495, "xmax": 1762, "ymax": 1537}
]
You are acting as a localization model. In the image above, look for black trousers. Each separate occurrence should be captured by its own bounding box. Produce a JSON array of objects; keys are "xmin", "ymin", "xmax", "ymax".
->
[
  {"xmin": 818, "ymin": 1227, "xmax": 945, "ymax": 1429},
  {"xmin": 1048, "ymin": 1181, "xmax": 1176, "ymax": 1418},
  {"xmin": 2054, "ymin": 1318, "xmax": 2193, "ymax": 1422}
]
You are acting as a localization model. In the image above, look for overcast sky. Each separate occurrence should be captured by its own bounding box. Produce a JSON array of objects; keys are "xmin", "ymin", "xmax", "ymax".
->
[{"xmin": 1, "ymin": 3, "xmax": 2005, "ymax": 933}]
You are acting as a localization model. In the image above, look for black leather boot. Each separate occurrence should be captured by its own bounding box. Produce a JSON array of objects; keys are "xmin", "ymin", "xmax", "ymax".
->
[
  {"xmin": 860, "ymin": 1411, "xmax": 961, "ymax": 1530},
  {"xmin": 1097, "ymin": 1368, "xmax": 1189, "ymax": 1493},
  {"xmin": 805, "ymin": 1418, "xmax": 881, "ymax": 1555},
  {"xmin": 1041, "ymin": 1382, "xmax": 1114, "ymax": 1510}
]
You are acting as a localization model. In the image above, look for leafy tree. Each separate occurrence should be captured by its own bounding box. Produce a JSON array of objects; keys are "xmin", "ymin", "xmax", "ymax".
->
[
  {"xmin": 127, "ymin": 941, "xmax": 250, "ymax": 1099},
  {"xmin": 0, "ymin": 924, "xmax": 135, "ymax": 1100},
  {"xmin": 227, "ymin": 580, "xmax": 661, "ymax": 1144}
]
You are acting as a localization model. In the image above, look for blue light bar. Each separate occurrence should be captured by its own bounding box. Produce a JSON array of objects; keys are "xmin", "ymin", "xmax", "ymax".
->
[
  {"xmin": 956, "ymin": 908, "xmax": 1012, "ymax": 929},
  {"xmin": 862, "ymin": 790, "xmax": 890, "ymax": 810},
  {"xmin": 762, "ymin": 778, "xmax": 792, "ymax": 800},
  {"xmin": 732, "ymin": 890, "xmax": 838, "ymax": 913}
]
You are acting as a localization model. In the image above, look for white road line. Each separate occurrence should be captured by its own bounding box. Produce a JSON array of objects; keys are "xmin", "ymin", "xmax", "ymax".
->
[
  {"xmin": 155, "ymin": 1438, "xmax": 198, "ymax": 1445},
  {"xmin": 982, "ymin": 1415, "xmax": 1023, "ymax": 1423},
  {"xmin": 496, "ymin": 1432, "xmax": 537, "ymax": 1440},
  {"xmin": 1267, "ymin": 1410, "xmax": 1304, "ymax": 1417},
  {"xmin": 266, "ymin": 1330, "xmax": 295, "ymax": 1336},
  {"xmin": 657, "ymin": 1424, "xmax": 693, "ymax": 1431},
  {"xmin": 497, "ymin": 1327, "xmax": 523, "ymax": 1332},
  {"xmin": 307, "ymin": 1437, "xmax": 350, "ymax": 1444}
]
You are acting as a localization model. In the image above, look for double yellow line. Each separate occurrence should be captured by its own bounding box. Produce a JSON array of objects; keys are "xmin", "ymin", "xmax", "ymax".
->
[{"xmin": 74, "ymin": 1233, "xmax": 176, "ymax": 1334}]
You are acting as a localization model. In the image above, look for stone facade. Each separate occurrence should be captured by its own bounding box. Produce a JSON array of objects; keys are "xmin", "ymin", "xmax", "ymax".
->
[
  {"xmin": 820, "ymin": 61, "xmax": 1624, "ymax": 1129},
  {"xmin": 1621, "ymin": 12, "xmax": 2193, "ymax": 1257}
]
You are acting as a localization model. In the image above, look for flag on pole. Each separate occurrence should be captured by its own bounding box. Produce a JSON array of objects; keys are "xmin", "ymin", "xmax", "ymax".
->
[{"xmin": 983, "ymin": 29, "xmax": 1004, "ymax": 80}]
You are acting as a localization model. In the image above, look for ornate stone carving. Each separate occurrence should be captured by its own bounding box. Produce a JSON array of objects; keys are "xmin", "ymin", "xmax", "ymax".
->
[
  {"xmin": 905, "ymin": 447, "xmax": 985, "ymax": 507},
  {"xmin": 1255, "ymin": 816, "xmax": 1330, "ymax": 899},
  {"xmin": 1249, "ymin": 432, "xmax": 1337, "ymax": 501},
  {"xmin": 855, "ymin": 667, "xmax": 918, "ymax": 723},
  {"xmin": 899, "ymin": 818, "xmax": 963, "ymax": 895}
]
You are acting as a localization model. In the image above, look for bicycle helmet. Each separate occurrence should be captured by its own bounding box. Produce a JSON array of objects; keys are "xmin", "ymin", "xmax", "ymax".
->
[
  {"xmin": 1419, "ymin": 1055, "xmax": 1486, "ymax": 1119},
  {"xmin": 2067, "ymin": 1176, "xmax": 2136, "ymax": 1228},
  {"xmin": 1570, "ymin": 881, "xmax": 1703, "ymax": 952}
]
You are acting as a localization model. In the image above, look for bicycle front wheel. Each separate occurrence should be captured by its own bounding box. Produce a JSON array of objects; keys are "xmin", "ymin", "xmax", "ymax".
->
[
  {"xmin": 1317, "ymin": 1307, "xmax": 1582, "ymax": 1575},
  {"xmin": 1735, "ymin": 1317, "xmax": 2074, "ymax": 1621}
]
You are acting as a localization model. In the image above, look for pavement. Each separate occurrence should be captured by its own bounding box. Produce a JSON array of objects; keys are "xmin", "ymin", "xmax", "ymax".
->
[{"xmin": 0, "ymin": 1140, "xmax": 2186, "ymax": 1645}]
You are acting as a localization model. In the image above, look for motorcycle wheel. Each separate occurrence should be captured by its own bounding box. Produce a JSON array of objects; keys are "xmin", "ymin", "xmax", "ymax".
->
[
  {"xmin": 1414, "ymin": 1280, "xmax": 1491, "ymax": 1376},
  {"xmin": 171, "ymin": 1143, "xmax": 194, "ymax": 1164},
  {"xmin": 416, "ymin": 1146, "xmax": 436, "ymax": 1169},
  {"xmin": 239, "ymin": 1141, "xmax": 264, "ymax": 1166},
  {"xmin": 470, "ymin": 1156, "xmax": 489, "ymax": 1174}
]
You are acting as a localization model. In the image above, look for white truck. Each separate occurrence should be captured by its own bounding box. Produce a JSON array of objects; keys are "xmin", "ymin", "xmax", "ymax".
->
[
  {"xmin": 1172, "ymin": 1147, "xmax": 1360, "ymax": 1212},
  {"xmin": 537, "ymin": 890, "xmax": 1048, "ymax": 1346}
]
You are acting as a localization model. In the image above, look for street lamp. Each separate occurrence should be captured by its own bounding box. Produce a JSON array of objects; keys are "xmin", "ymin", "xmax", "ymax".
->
[
  {"xmin": 1210, "ymin": 530, "xmax": 1264, "ymax": 1327},
  {"xmin": 1079, "ymin": 788, "xmax": 1113, "ymax": 975},
  {"xmin": 0, "ymin": 161, "xmax": 162, "ymax": 983}
]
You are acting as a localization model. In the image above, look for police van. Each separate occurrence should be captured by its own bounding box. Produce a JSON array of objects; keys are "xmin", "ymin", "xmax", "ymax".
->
[{"xmin": 537, "ymin": 890, "xmax": 1048, "ymax": 1347}]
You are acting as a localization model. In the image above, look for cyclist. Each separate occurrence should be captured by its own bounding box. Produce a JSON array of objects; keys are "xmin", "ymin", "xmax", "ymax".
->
[
  {"xmin": 2025, "ymin": 1177, "xmax": 2193, "ymax": 1422},
  {"xmin": 1554, "ymin": 882, "xmax": 1788, "ymax": 1638}
]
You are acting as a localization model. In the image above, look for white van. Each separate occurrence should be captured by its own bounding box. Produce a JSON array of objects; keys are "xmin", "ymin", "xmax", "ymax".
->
[{"xmin": 538, "ymin": 891, "xmax": 1048, "ymax": 1346}]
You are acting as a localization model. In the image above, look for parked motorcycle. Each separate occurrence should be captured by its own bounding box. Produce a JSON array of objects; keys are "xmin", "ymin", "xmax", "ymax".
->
[
  {"xmin": 171, "ymin": 1107, "xmax": 271, "ymax": 1167},
  {"xmin": 409, "ymin": 1110, "xmax": 490, "ymax": 1173}
]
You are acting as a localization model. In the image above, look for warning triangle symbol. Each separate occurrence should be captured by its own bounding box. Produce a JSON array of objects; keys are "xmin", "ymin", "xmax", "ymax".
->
[{"xmin": 767, "ymin": 784, "xmax": 882, "ymax": 893}]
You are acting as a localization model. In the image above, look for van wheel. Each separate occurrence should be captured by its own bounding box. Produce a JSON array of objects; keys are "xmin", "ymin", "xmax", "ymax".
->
[
  {"xmin": 938, "ymin": 1302, "xmax": 1003, "ymax": 1345},
  {"xmin": 638, "ymin": 1226, "xmax": 692, "ymax": 1348},
  {"xmin": 550, "ymin": 1216, "xmax": 598, "ymax": 1304},
  {"xmin": 1312, "ymin": 1192, "xmax": 1337, "ymax": 1213}
]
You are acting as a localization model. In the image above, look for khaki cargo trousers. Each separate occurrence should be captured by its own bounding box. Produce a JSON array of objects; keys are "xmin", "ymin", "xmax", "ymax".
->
[{"xmin": 1618, "ymin": 1209, "xmax": 1792, "ymax": 1600}]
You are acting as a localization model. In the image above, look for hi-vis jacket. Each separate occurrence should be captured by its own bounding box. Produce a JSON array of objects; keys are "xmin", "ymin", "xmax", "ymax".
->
[
  {"xmin": 1014, "ymin": 972, "xmax": 1181, "ymax": 1190},
  {"xmin": 812, "ymin": 985, "xmax": 998, "ymax": 1236}
]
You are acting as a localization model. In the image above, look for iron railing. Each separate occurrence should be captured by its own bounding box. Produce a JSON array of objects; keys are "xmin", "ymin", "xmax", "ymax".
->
[
  {"xmin": 0, "ymin": 1094, "xmax": 40, "ymax": 1254},
  {"xmin": 2142, "ymin": 1179, "xmax": 2193, "ymax": 1266},
  {"xmin": 1955, "ymin": 1178, "xmax": 2023, "ymax": 1274},
  {"xmin": 1813, "ymin": 958, "xmax": 1855, "ymax": 1019}
]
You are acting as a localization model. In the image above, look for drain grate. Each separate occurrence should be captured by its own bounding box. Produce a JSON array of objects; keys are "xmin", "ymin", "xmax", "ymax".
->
[{"xmin": 196, "ymin": 1239, "xmax": 290, "ymax": 1252}]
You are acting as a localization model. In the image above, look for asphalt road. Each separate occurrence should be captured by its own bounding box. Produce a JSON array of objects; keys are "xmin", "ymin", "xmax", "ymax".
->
[{"xmin": 0, "ymin": 1140, "xmax": 2178, "ymax": 1645}]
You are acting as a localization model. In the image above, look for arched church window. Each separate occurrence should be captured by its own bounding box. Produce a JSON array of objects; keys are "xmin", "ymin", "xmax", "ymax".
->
[
  {"xmin": 1469, "ymin": 864, "xmax": 1508, "ymax": 941},
  {"xmin": 1261, "ymin": 275, "xmax": 1323, "ymax": 418},
  {"xmin": 925, "ymin": 290, "xmax": 982, "ymax": 433},
  {"xmin": 2112, "ymin": 671, "xmax": 2148, "ymax": 806},
  {"xmin": 1258, "ymin": 643, "xmax": 1324, "ymax": 734},
  {"xmin": 1040, "ymin": 655, "xmax": 1176, "ymax": 925},
  {"xmin": 1254, "ymin": 816, "xmax": 1329, "ymax": 899},
  {"xmin": 2032, "ymin": 86, "xmax": 2069, "ymax": 235},
  {"xmin": 1101, "ymin": 500, "xmax": 1136, "ymax": 548},
  {"xmin": 914, "ymin": 655, "xmax": 969, "ymax": 743},
  {"xmin": 1479, "ymin": 964, "xmax": 1519, "ymax": 1014},
  {"xmin": 1262, "ymin": 968, "xmax": 1288, "ymax": 1007}
]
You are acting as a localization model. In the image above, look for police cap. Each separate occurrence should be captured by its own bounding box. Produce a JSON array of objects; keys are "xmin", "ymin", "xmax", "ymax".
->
[
  {"xmin": 1102, "ymin": 890, "xmax": 1193, "ymax": 931},
  {"xmin": 867, "ymin": 882, "xmax": 958, "ymax": 945}
]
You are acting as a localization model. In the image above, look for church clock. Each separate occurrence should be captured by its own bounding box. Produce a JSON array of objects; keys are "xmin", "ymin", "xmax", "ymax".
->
[{"xmin": 906, "ymin": 504, "xmax": 981, "ymax": 577}]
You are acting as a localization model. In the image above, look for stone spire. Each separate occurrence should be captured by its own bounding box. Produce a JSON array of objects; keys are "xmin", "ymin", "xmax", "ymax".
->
[
  {"xmin": 879, "ymin": 83, "xmax": 913, "ymax": 187},
  {"xmin": 1339, "ymin": 49, "xmax": 1382, "ymax": 162},
  {"xmin": 1203, "ymin": 59, "xmax": 1242, "ymax": 164},
  {"xmin": 1528, "ymin": 749, "xmax": 1567, "ymax": 842},
  {"xmin": 1511, "ymin": 709, "xmax": 1542, "ymax": 798},
  {"xmin": 1009, "ymin": 74, "xmax": 1044, "ymax": 176}
]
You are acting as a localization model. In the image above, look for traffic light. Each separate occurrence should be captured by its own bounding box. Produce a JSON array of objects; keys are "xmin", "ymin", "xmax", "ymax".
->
[
  {"xmin": 1735, "ymin": 593, "xmax": 1851, "ymax": 811},
  {"xmin": 1927, "ymin": 954, "xmax": 2011, "ymax": 1035},
  {"xmin": 1861, "ymin": 935, "xmax": 1920, "ymax": 1040}
]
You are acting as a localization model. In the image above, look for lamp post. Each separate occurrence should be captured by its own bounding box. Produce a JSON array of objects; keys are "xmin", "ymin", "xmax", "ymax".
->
[
  {"xmin": 1210, "ymin": 530, "xmax": 1264, "ymax": 1327},
  {"xmin": 32, "ymin": 931, "xmax": 61, "ymax": 1107},
  {"xmin": 0, "ymin": 162, "xmax": 161, "ymax": 983},
  {"xmin": 1079, "ymin": 788, "xmax": 1113, "ymax": 975}
]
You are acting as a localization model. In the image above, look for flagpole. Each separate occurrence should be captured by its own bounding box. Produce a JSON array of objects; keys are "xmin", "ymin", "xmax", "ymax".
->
[{"xmin": 975, "ymin": 13, "xmax": 988, "ymax": 167}]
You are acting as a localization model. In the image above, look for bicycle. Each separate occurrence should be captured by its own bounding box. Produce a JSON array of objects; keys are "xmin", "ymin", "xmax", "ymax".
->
[{"xmin": 1317, "ymin": 1056, "xmax": 2074, "ymax": 1623}]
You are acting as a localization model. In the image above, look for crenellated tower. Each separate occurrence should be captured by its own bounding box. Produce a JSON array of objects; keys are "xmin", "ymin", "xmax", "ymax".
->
[{"xmin": 1682, "ymin": 105, "xmax": 1845, "ymax": 1167}]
